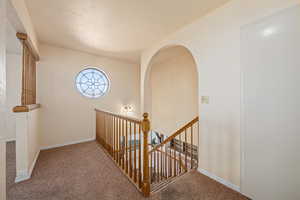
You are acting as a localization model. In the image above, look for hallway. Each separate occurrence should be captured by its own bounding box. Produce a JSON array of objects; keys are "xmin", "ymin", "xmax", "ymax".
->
[{"xmin": 6, "ymin": 141, "xmax": 248, "ymax": 200}]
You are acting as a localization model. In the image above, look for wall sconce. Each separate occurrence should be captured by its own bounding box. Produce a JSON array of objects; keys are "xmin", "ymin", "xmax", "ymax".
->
[{"xmin": 122, "ymin": 105, "xmax": 133, "ymax": 115}]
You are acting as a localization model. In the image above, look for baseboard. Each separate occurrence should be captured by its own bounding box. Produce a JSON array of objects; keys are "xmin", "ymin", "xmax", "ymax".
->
[
  {"xmin": 40, "ymin": 137, "xmax": 96, "ymax": 150},
  {"xmin": 15, "ymin": 170, "xmax": 30, "ymax": 183},
  {"xmin": 28, "ymin": 150, "xmax": 40, "ymax": 177},
  {"xmin": 15, "ymin": 138, "xmax": 95, "ymax": 182},
  {"xmin": 15, "ymin": 150, "xmax": 40, "ymax": 183},
  {"xmin": 198, "ymin": 168, "xmax": 240, "ymax": 192}
]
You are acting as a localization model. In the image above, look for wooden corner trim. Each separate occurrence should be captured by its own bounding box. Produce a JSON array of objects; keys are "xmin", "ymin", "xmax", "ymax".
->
[
  {"xmin": 16, "ymin": 33, "xmax": 28, "ymax": 40},
  {"xmin": 13, "ymin": 104, "xmax": 41, "ymax": 113},
  {"xmin": 16, "ymin": 32, "xmax": 40, "ymax": 61}
]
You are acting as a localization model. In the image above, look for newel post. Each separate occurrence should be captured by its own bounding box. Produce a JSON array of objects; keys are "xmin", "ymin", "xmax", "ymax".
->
[{"xmin": 142, "ymin": 113, "xmax": 150, "ymax": 197}]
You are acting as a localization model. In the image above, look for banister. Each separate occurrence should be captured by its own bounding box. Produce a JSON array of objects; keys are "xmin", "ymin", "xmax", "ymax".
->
[
  {"xmin": 95, "ymin": 108, "xmax": 199, "ymax": 196},
  {"xmin": 141, "ymin": 113, "xmax": 150, "ymax": 197},
  {"xmin": 95, "ymin": 108, "xmax": 141, "ymax": 124},
  {"xmin": 149, "ymin": 116, "xmax": 199, "ymax": 154}
]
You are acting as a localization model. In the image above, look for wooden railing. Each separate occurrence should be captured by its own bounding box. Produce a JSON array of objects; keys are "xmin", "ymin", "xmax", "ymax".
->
[
  {"xmin": 149, "ymin": 117, "xmax": 199, "ymax": 192},
  {"xmin": 95, "ymin": 109, "xmax": 199, "ymax": 196},
  {"xmin": 17, "ymin": 33, "xmax": 39, "ymax": 105},
  {"xmin": 95, "ymin": 109, "xmax": 151, "ymax": 196}
]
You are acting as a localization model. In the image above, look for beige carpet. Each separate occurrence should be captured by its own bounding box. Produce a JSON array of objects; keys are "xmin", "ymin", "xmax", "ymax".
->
[{"xmin": 7, "ymin": 141, "xmax": 249, "ymax": 200}]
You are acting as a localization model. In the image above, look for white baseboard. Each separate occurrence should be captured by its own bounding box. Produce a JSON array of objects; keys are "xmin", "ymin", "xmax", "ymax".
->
[
  {"xmin": 15, "ymin": 170, "xmax": 30, "ymax": 183},
  {"xmin": 15, "ymin": 138, "xmax": 95, "ymax": 182},
  {"xmin": 198, "ymin": 168, "xmax": 240, "ymax": 192},
  {"xmin": 40, "ymin": 137, "xmax": 96, "ymax": 150},
  {"xmin": 15, "ymin": 150, "xmax": 40, "ymax": 183},
  {"xmin": 28, "ymin": 150, "xmax": 40, "ymax": 178}
]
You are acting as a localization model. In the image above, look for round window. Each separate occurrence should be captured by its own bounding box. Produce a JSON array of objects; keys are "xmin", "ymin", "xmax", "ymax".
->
[{"xmin": 75, "ymin": 68, "xmax": 110, "ymax": 98}]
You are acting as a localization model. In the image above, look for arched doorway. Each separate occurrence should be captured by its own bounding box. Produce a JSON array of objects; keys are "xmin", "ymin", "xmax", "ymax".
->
[{"xmin": 143, "ymin": 45, "xmax": 199, "ymax": 137}]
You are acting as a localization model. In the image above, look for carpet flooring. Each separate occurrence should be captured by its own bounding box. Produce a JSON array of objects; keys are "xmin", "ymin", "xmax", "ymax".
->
[{"xmin": 6, "ymin": 141, "xmax": 249, "ymax": 200}]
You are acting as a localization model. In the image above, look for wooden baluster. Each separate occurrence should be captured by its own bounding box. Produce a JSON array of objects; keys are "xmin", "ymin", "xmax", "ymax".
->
[
  {"xmin": 161, "ymin": 147, "xmax": 164, "ymax": 180},
  {"xmin": 104, "ymin": 114, "xmax": 107, "ymax": 150},
  {"xmin": 157, "ymin": 149, "xmax": 159, "ymax": 182},
  {"xmin": 110, "ymin": 115, "xmax": 112, "ymax": 153},
  {"xmin": 141, "ymin": 113, "xmax": 150, "ymax": 197},
  {"xmin": 118, "ymin": 118, "xmax": 121, "ymax": 166},
  {"xmin": 138, "ymin": 124, "xmax": 142, "ymax": 188},
  {"xmin": 155, "ymin": 150, "xmax": 157, "ymax": 181},
  {"xmin": 169, "ymin": 143, "xmax": 172, "ymax": 177},
  {"xmin": 134, "ymin": 123, "xmax": 137, "ymax": 182},
  {"xmin": 173, "ymin": 139, "xmax": 176, "ymax": 176},
  {"xmin": 161, "ymin": 147, "xmax": 164, "ymax": 179},
  {"xmin": 107, "ymin": 114, "xmax": 109, "ymax": 152},
  {"xmin": 108, "ymin": 115, "xmax": 111, "ymax": 154},
  {"xmin": 165, "ymin": 145, "xmax": 167, "ymax": 178},
  {"xmin": 105, "ymin": 114, "xmax": 107, "ymax": 149},
  {"xmin": 101, "ymin": 113, "xmax": 104, "ymax": 146},
  {"xmin": 100, "ymin": 112, "xmax": 103, "ymax": 145},
  {"xmin": 150, "ymin": 151, "xmax": 153, "ymax": 184},
  {"xmin": 95, "ymin": 112, "xmax": 98, "ymax": 143},
  {"xmin": 197, "ymin": 122, "xmax": 199, "ymax": 167},
  {"xmin": 109, "ymin": 115, "xmax": 111, "ymax": 154},
  {"xmin": 116, "ymin": 117, "xmax": 118, "ymax": 163},
  {"xmin": 101, "ymin": 113, "xmax": 103, "ymax": 145},
  {"xmin": 179, "ymin": 133, "xmax": 182, "ymax": 174},
  {"xmin": 185, "ymin": 129, "xmax": 188, "ymax": 172},
  {"xmin": 191, "ymin": 125, "xmax": 193, "ymax": 169},
  {"xmin": 154, "ymin": 150, "xmax": 157, "ymax": 182},
  {"xmin": 103, "ymin": 113, "xmax": 105, "ymax": 146},
  {"xmin": 112, "ymin": 116, "xmax": 115, "ymax": 160},
  {"xmin": 100, "ymin": 112, "xmax": 103, "ymax": 144},
  {"xmin": 125, "ymin": 120, "xmax": 128, "ymax": 173},
  {"xmin": 122, "ymin": 119, "xmax": 125, "ymax": 170},
  {"xmin": 104, "ymin": 114, "xmax": 109, "ymax": 152},
  {"xmin": 109, "ymin": 115, "xmax": 111, "ymax": 152},
  {"xmin": 120, "ymin": 118, "xmax": 123, "ymax": 167},
  {"xmin": 106, "ymin": 114, "xmax": 108, "ymax": 150},
  {"xmin": 115, "ymin": 116, "xmax": 118, "ymax": 161},
  {"xmin": 160, "ymin": 146, "xmax": 163, "ymax": 181},
  {"xmin": 129, "ymin": 122, "xmax": 132, "ymax": 178}
]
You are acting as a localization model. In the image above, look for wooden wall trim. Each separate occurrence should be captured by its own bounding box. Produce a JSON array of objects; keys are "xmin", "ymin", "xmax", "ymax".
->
[
  {"xmin": 16, "ymin": 32, "xmax": 40, "ymax": 61},
  {"xmin": 13, "ymin": 104, "xmax": 41, "ymax": 113}
]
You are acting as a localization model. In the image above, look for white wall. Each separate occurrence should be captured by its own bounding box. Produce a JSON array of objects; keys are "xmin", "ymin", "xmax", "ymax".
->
[
  {"xmin": 4, "ymin": 53, "xmax": 22, "ymax": 140},
  {"xmin": 149, "ymin": 46, "xmax": 198, "ymax": 135},
  {"xmin": 0, "ymin": 0, "xmax": 7, "ymax": 198},
  {"xmin": 141, "ymin": 0, "xmax": 299, "ymax": 193},
  {"xmin": 242, "ymin": 5, "xmax": 300, "ymax": 200},
  {"xmin": 37, "ymin": 44, "xmax": 140, "ymax": 148},
  {"xmin": 15, "ymin": 108, "xmax": 41, "ymax": 182}
]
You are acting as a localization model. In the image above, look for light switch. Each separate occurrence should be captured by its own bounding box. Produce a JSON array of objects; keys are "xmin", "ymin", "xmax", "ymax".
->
[{"xmin": 201, "ymin": 96, "xmax": 209, "ymax": 104}]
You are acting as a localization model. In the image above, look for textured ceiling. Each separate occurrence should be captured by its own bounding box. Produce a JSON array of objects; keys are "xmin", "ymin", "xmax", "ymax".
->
[{"xmin": 25, "ymin": 0, "xmax": 229, "ymax": 63}]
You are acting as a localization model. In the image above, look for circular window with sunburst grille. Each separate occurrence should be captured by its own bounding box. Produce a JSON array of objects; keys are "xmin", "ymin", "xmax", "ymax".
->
[{"xmin": 75, "ymin": 68, "xmax": 110, "ymax": 98}]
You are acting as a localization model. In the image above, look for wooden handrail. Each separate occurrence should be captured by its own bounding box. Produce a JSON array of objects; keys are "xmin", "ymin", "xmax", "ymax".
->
[
  {"xmin": 149, "ymin": 117, "xmax": 199, "ymax": 153},
  {"xmin": 13, "ymin": 104, "xmax": 41, "ymax": 113},
  {"xmin": 95, "ymin": 108, "xmax": 141, "ymax": 124}
]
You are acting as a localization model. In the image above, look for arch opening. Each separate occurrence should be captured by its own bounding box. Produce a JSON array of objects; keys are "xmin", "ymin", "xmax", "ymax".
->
[{"xmin": 144, "ymin": 45, "xmax": 199, "ymax": 136}]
